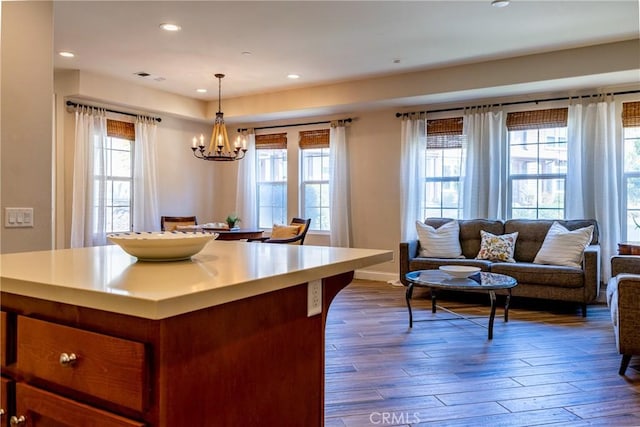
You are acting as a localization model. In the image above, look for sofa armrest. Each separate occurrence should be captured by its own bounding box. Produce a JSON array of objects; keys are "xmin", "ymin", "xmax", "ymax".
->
[
  {"xmin": 399, "ymin": 240, "xmax": 419, "ymax": 286},
  {"xmin": 583, "ymin": 245, "xmax": 601, "ymax": 302},
  {"xmin": 611, "ymin": 255, "xmax": 640, "ymax": 277}
]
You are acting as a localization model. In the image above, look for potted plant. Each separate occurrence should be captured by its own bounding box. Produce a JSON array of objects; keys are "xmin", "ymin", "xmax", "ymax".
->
[{"xmin": 225, "ymin": 213, "xmax": 241, "ymax": 229}]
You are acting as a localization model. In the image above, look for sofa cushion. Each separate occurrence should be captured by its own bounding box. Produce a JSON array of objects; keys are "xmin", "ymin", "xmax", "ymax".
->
[
  {"xmin": 505, "ymin": 219, "xmax": 599, "ymax": 262},
  {"xmin": 426, "ymin": 218, "xmax": 504, "ymax": 259},
  {"xmin": 533, "ymin": 222, "xmax": 594, "ymax": 268},
  {"xmin": 409, "ymin": 258, "xmax": 492, "ymax": 273},
  {"xmin": 476, "ymin": 231, "xmax": 518, "ymax": 263},
  {"xmin": 491, "ymin": 262, "xmax": 584, "ymax": 288},
  {"xmin": 415, "ymin": 220, "xmax": 463, "ymax": 258}
]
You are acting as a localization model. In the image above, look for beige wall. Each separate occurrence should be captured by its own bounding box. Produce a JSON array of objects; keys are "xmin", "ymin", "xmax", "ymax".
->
[
  {"xmin": 1, "ymin": 1, "xmax": 53, "ymax": 253},
  {"xmin": 2, "ymin": 3, "xmax": 639, "ymax": 282}
]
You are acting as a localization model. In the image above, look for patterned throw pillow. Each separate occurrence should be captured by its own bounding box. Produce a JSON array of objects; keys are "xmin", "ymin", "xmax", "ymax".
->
[
  {"xmin": 475, "ymin": 230, "xmax": 518, "ymax": 263},
  {"xmin": 415, "ymin": 220, "xmax": 463, "ymax": 258}
]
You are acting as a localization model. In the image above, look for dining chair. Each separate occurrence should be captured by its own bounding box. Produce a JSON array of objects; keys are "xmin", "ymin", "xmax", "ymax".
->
[
  {"xmin": 251, "ymin": 218, "xmax": 311, "ymax": 245},
  {"xmin": 161, "ymin": 215, "xmax": 197, "ymax": 231}
]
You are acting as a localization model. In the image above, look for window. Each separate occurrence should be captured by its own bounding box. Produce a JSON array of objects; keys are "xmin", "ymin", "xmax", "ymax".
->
[
  {"xmin": 424, "ymin": 118, "xmax": 464, "ymax": 219},
  {"xmin": 622, "ymin": 101, "xmax": 640, "ymax": 241},
  {"xmin": 100, "ymin": 120, "xmax": 134, "ymax": 233},
  {"xmin": 299, "ymin": 129, "xmax": 330, "ymax": 231},
  {"xmin": 256, "ymin": 133, "xmax": 287, "ymax": 228},
  {"xmin": 507, "ymin": 108, "xmax": 568, "ymax": 219}
]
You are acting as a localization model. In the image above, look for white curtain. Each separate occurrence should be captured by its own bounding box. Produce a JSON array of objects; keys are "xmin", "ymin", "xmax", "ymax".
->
[
  {"xmin": 329, "ymin": 123, "xmax": 351, "ymax": 247},
  {"xmin": 133, "ymin": 116, "xmax": 160, "ymax": 232},
  {"xmin": 461, "ymin": 108, "xmax": 505, "ymax": 219},
  {"xmin": 566, "ymin": 98, "xmax": 620, "ymax": 280},
  {"xmin": 235, "ymin": 131, "xmax": 257, "ymax": 229},
  {"xmin": 400, "ymin": 115, "xmax": 426, "ymax": 242},
  {"xmin": 70, "ymin": 107, "xmax": 108, "ymax": 247}
]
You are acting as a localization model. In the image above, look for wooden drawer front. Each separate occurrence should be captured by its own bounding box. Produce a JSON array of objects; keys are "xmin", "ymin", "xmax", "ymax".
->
[
  {"xmin": 16, "ymin": 316, "xmax": 147, "ymax": 412},
  {"xmin": 1, "ymin": 376, "xmax": 13, "ymax": 427},
  {"xmin": 15, "ymin": 383, "xmax": 145, "ymax": 427}
]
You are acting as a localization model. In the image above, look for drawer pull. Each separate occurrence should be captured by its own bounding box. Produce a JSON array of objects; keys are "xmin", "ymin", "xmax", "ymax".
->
[
  {"xmin": 10, "ymin": 415, "xmax": 26, "ymax": 425},
  {"xmin": 59, "ymin": 352, "xmax": 77, "ymax": 366},
  {"xmin": 0, "ymin": 408, "xmax": 4, "ymax": 416}
]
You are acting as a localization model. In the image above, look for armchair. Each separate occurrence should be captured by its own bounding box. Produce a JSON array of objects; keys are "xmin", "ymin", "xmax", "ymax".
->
[
  {"xmin": 161, "ymin": 216, "xmax": 197, "ymax": 232},
  {"xmin": 251, "ymin": 218, "xmax": 311, "ymax": 245},
  {"xmin": 607, "ymin": 255, "xmax": 640, "ymax": 375}
]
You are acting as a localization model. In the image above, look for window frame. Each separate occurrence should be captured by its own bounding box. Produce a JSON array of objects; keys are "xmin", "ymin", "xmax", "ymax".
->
[
  {"xmin": 621, "ymin": 123, "xmax": 640, "ymax": 241},
  {"xmin": 255, "ymin": 147, "xmax": 288, "ymax": 229},
  {"xmin": 300, "ymin": 146, "xmax": 330, "ymax": 232},
  {"xmin": 99, "ymin": 135, "xmax": 134, "ymax": 234}
]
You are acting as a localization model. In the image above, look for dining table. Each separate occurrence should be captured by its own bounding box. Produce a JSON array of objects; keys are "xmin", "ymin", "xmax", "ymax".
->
[{"xmin": 203, "ymin": 227, "xmax": 264, "ymax": 241}]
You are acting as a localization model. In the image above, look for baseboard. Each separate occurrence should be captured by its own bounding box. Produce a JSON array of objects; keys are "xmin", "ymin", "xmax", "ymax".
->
[{"xmin": 354, "ymin": 269, "xmax": 398, "ymax": 283}]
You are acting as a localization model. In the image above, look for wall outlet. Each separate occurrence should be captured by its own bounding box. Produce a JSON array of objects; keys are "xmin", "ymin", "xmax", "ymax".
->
[{"xmin": 307, "ymin": 280, "xmax": 322, "ymax": 317}]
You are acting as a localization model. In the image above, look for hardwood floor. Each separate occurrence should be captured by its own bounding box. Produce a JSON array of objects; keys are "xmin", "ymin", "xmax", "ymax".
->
[{"xmin": 324, "ymin": 280, "xmax": 640, "ymax": 426}]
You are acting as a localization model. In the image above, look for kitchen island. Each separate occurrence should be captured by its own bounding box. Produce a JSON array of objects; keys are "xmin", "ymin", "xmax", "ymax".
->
[{"xmin": 0, "ymin": 241, "xmax": 392, "ymax": 426}]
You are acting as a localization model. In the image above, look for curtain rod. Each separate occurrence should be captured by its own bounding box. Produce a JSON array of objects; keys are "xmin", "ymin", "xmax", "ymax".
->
[
  {"xmin": 395, "ymin": 89, "xmax": 640, "ymax": 118},
  {"xmin": 237, "ymin": 117, "xmax": 352, "ymax": 133},
  {"xmin": 66, "ymin": 100, "xmax": 162, "ymax": 122}
]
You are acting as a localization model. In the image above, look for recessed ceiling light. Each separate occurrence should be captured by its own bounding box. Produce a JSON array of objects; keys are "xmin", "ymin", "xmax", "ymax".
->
[
  {"xmin": 159, "ymin": 23, "xmax": 181, "ymax": 32},
  {"xmin": 287, "ymin": 74, "xmax": 300, "ymax": 80},
  {"xmin": 491, "ymin": 0, "xmax": 510, "ymax": 7},
  {"xmin": 241, "ymin": 51, "xmax": 252, "ymax": 56},
  {"xmin": 196, "ymin": 88, "xmax": 207, "ymax": 93},
  {"xmin": 59, "ymin": 51, "xmax": 75, "ymax": 58}
]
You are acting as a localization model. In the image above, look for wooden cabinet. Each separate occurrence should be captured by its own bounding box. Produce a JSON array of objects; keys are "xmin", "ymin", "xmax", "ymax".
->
[
  {"xmin": 1, "ymin": 313, "xmax": 145, "ymax": 426},
  {"xmin": 0, "ymin": 271, "xmax": 353, "ymax": 426}
]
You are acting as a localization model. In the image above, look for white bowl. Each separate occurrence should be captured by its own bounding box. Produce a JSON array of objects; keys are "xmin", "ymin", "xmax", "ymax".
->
[
  {"xmin": 439, "ymin": 265, "xmax": 481, "ymax": 279},
  {"xmin": 107, "ymin": 231, "xmax": 217, "ymax": 261}
]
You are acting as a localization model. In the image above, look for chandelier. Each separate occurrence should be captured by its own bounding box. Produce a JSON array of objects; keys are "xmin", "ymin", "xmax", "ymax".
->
[{"xmin": 191, "ymin": 73, "xmax": 247, "ymax": 161}]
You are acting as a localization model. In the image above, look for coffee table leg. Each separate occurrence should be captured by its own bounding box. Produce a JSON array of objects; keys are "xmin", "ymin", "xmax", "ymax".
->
[
  {"xmin": 505, "ymin": 289, "xmax": 512, "ymax": 322},
  {"xmin": 431, "ymin": 289, "xmax": 437, "ymax": 313},
  {"xmin": 406, "ymin": 284, "xmax": 414, "ymax": 328},
  {"xmin": 488, "ymin": 290, "xmax": 497, "ymax": 340}
]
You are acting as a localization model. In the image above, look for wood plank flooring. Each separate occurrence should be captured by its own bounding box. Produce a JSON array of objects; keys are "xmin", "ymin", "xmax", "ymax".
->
[{"xmin": 324, "ymin": 280, "xmax": 640, "ymax": 426}]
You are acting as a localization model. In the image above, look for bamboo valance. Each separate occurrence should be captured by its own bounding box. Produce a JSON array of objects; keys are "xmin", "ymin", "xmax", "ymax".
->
[
  {"xmin": 427, "ymin": 117, "xmax": 463, "ymax": 136},
  {"xmin": 622, "ymin": 101, "xmax": 640, "ymax": 127},
  {"xmin": 107, "ymin": 119, "xmax": 135, "ymax": 141},
  {"xmin": 255, "ymin": 133, "xmax": 287, "ymax": 149},
  {"xmin": 506, "ymin": 108, "xmax": 568, "ymax": 131},
  {"xmin": 299, "ymin": 129, "xmax": 330, "ymax": 149}
]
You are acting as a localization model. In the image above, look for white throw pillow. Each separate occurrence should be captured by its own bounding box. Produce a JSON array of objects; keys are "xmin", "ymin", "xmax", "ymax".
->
[
  {"xmin": 415, "ymin": 220, "xmax": 463, "ymax": 258},
  {"xmin": 533, "ymin": 222, "xmax": 594, "ymax": 268}
]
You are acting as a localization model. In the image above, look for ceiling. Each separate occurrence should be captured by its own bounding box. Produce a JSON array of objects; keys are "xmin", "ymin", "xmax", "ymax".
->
[{"xmin": 54, "ymin": 1, "xmax": 639, "ymax": 104}]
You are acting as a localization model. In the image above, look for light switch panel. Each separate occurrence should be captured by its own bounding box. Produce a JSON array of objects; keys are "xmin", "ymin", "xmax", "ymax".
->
[{"xmin": 5, "ymin": 208, "xmax": 34, "ymax": 228}]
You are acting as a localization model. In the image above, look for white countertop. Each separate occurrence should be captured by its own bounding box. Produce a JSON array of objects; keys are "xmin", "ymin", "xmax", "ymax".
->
[{"xmin": 0, "ymin": 241, "xmax": 393, "ymax": 319}]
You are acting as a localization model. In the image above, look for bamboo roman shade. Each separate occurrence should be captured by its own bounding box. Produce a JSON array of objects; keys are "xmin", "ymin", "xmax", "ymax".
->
[
  {"xmin": 299, "ymin": 129, "xmax": 329, "ymax": 149},
  {"xmin": 107, "ymin": 119, "xmax": 135, "ymax": 140},
  {"xmin": 427, "ymin": 117, "xmax": 464, "ymax": 149},
  {"xmin": 255, "ymin": 133, "xmax": 287, "ymax": 149},
  {"xmin": 622, "ymin": 101, "xmax": 640, "ymax": 127},
  {"xmin": 506, "ymin": 108, "xmax": 568, "ymax": 131}
]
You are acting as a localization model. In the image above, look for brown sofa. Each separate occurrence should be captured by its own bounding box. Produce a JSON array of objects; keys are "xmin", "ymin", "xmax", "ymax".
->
[
  {"xmin": 400, "ymin": 218, "xmax": 601, "ymax": 316},
  {"xmin": 607, "ymin": 255, "xmax": 640, "ymax": 375}
]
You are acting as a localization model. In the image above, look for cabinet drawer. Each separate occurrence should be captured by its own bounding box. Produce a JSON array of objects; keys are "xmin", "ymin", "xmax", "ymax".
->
[
  {"xmin": 17, "ymin": 316, "xmax": 147, "ymax": 412},
  {"xmin": 15, "ymin": 383, "xmax": 145, "ymax": 427}
]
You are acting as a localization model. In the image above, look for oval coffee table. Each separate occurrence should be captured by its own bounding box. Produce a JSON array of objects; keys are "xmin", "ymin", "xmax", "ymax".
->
[{"xmin": 405, "ymin": 270, "xmax": 517, "ymax": 339}]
